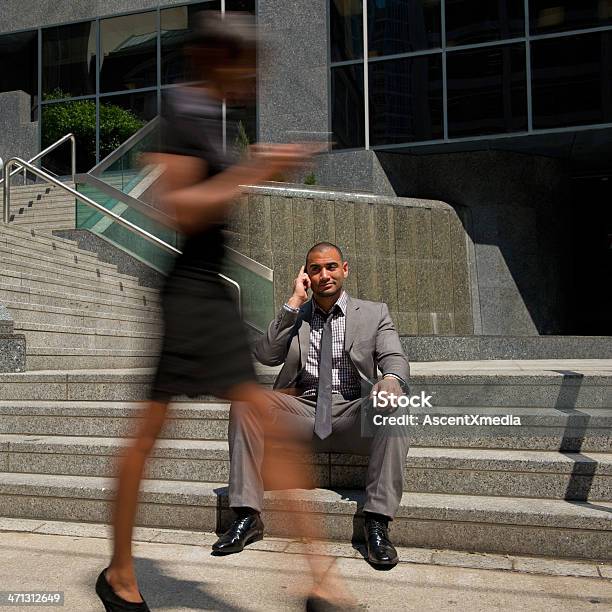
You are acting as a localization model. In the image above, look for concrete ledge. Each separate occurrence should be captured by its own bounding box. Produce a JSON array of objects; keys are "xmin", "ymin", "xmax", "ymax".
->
[
  {"xmin": 242, "ymin": 182, "xmax": 453, "ymax": 211},
  {"xmin": 0, "ymin": 473, "xmax": 609, "ymax": 559},
  {"xmin": 403, "ymin": 336, "xmax": 612, "ymax": 361}
]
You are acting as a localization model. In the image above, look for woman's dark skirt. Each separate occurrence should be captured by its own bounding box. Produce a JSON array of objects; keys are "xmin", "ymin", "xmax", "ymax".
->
[{"xmin": 150, "ymin": 265, "xmax": 256, "ymax": 402}]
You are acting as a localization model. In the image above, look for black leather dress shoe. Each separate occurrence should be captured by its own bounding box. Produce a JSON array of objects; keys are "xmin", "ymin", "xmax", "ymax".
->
[
  {"xmin": 212, "ymin": 513, "xmax": 264, "ymax": 554},
  {"xmin": 95, "ymin": 569, "xmax": 150, "ymax": 612},
  {"xmin": 364, "ymin": 518, "xmax": 399, "ymax": 565}
]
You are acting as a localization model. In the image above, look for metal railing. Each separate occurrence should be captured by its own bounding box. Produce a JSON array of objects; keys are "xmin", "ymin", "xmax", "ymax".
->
[
  {"xmin": 0, "ymin": 133, "xmax": 76, "ymax": 188},
  {"xmin": 1, "ymin": 156, "xmax": 241, "ymax": 312},
  {"xmin": 89, "ymin": 117, "xmax": 159, "ymax": 177}
]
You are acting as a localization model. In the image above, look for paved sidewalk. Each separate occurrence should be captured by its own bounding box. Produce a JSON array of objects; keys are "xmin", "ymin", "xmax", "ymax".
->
[{"xmin": 0, "ymin": 520, "xmax": 610, "ymax": 611}]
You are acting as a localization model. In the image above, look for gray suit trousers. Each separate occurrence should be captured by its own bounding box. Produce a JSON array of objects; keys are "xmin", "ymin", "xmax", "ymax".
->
[{"xmin": 228, "ymin": 389, "xmax": 410, "ymax": 519}]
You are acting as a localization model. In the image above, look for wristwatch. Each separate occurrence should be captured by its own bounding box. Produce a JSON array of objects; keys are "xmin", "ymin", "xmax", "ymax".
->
[
  {"xmin": 383, "ymin": 373, "xmax": 409, "ymax": 394},
  {"xmin": 283, "ymin": 303, "xmax": 301, "ymax": 314}
]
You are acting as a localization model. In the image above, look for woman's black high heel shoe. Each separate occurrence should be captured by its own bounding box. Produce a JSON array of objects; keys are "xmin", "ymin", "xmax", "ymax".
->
[{"xmin": 95, "ymin": 569, "xmax": 151, "ymax": 612}]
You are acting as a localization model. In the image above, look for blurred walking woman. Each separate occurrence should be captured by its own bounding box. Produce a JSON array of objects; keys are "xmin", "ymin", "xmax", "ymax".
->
[{"xmin": 95, "ymin": 13, "xmax": 307, "ymax": 611}]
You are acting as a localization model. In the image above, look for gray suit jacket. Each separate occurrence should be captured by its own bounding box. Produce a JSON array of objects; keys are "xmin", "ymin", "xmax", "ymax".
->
[{"xmin": 253, "ymin": 294, "xmax": 410, "ymax": 394}]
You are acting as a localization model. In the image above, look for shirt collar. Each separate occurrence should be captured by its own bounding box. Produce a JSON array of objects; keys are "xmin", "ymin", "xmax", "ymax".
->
[{"xmin": 313, "ymin": 290, "xmax": 348, "ymax": 317}]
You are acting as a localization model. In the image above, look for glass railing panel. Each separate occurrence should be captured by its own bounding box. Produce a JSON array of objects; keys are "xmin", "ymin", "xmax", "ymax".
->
[
  {"xmin": 221, "ymin": 255, "xmax": 275, "ymax": 333},
  {"xmin": 96, "ymin": 122, "xmax": 160, "ymax": 195},
  {"xmin": 76, "ymin": 181, "xmax": 178, "ymax": 273}
]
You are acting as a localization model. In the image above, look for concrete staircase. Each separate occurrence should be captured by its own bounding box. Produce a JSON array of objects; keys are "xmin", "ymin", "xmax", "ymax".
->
[
  {"xmin": 5, "ymin": 183, "xmax": 76, "ymax": 230},
  {"xmin": 0, "ymin": 364, "xmax": 609, "ymax": 561},
  {"xmin": 1, "ymin": 216, "xmax": 161, "ymax": 370},
  {"xmin": 0, "ymin": 181, "xmax": 610, "ymax": 563}
]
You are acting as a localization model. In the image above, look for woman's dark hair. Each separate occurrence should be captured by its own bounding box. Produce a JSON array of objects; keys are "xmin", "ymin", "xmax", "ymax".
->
[{"xmin": 185, "ymin": 11, "xmax": 257, "ymax": 66}]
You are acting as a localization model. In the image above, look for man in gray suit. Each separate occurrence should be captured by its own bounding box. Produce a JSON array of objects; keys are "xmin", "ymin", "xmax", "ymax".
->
[{"xmin": 213, "ymin": 242, "xmax": 410, "ymax": 565}]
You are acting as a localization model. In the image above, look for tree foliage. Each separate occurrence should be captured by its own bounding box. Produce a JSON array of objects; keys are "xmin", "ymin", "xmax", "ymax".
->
[{"xmin": 41, "ymin": 90, "xmax": 145, "ymax": 172}]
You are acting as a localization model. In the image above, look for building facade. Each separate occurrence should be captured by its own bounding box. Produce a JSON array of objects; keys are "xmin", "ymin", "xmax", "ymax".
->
[{"xmin": 0, "ymin": 1, "xmax": 610, "ymax": 336}]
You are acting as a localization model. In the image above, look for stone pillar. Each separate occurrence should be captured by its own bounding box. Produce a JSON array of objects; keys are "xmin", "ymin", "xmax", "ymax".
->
[{"xmin": 0, "ymin": 304, "xmax": 26, "ymax": 372}]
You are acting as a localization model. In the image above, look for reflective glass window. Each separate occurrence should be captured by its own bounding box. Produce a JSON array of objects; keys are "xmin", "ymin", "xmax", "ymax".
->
[
  {"xmin": 330, "ymin": 0, "xmax": 364, "ymax": 61},
  {"xmin": 100, "ymin": 11, "xmax": 157, "ymax": 92},
  {"xmin": 0, "ymin": 30, "xmax": 38, "ymax": 116},
  {"xmin": 226, "ymin": 0, "xmax": 255, "ymax": 11},
  {"xmin": 161, "ymin": 1, "xmax": 221, "ymax": 85},
  {"xmin": 369, "ymin": 54, "xmax": 443, "ymax": 145},
  {"xmin": 445, "ymin": 0, "xmax": 525, "ymax": 47},
  {"xmin": 99, "ymin": 91, "xmax": 158, "ymax": 158},
  {"xmin": 530, "ymin": 1, "xmax": 612, "ymax": 35},
  {"xmin": 43, "ymin": 21, "xmax": 96, "ymax": 98},
  {"xmin": 41, "ymin": 99, "xmax": 97, "ymax": 173},
  {"xmin": 531, "ymin": 31, "xmax": 612, "ymax": 129},
  {"xmin": 447, "ymin": 43, "xmax": 527, "ymax": 137},
  {"xmin": 368, "ymin": 0, "xmax": 441, "ymax": 58},
  {"xmin": 331, "ymin": 64, "xmax": 365, "ymax": 148}
]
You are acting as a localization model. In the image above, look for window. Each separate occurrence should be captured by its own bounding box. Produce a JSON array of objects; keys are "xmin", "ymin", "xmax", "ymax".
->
[
  {"xmin": 330, "ymin": 0, "xmax": 364, "ymax": 61},
  {"xmin": 331, "ymin": 64, "xmax": 365, "ymax": 148},
  {"xmin": 0, "ymin": 30, "xmax": 38, "ymax": 116},
  {"xmin": 447, "ymin": 43, "xmax": 527, "ymax": 137},
  {"xmin": 43, "ymin": 22, "xmax": 96, "ymax": 98},
  {"xmin": 100, "ymin": 11, "xmax": 157, "ymax": 92},
  {"xmin": 369, "ymin": 54, "xmax": 444, "ymax": 144},
  {"xmin": 445, "ymin": 0, "xmax": 525, "ymax": 47},
  {"xmin": 161, "ymin": 1, "xmax": 221, "ymax": 85},
  {"xmin": 368, "ymin": 0, "xmax": 441, "ymax": 57},
  {"xmin": 99, "ymin": 91, "xmax": 158, "ymax": 159},
  {"xmin": 41, "ymin": 99, "xmax": 97, "ymax": 173},
  {"xmin": 530, "ymin": 1, "xmax": 612, "ymax": 35},
  {"xmin": 226, "ymin": 0, "xmax": 255, "ymax": 11},
  {"xmin": 531, "ymin": 31, "xmax": 612, "ymax": 129}
]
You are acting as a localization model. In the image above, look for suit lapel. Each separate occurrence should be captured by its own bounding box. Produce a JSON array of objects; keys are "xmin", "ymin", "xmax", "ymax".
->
[
  {"xmin": 344, "ymin": 294, "xmax": 360, "ymax": 352},
  {"xmin": 297, "ymin": 300, "xmax": 313, "ymax": 366}
]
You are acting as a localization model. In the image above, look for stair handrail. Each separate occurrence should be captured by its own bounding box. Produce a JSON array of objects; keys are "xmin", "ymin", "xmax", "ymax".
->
[
  {"xmin": 1, "ymin": 156, "xmax": 242, "ymax": 313},
  {"xmin": 89, "ymin": 117, "xmax": 159, "ymax": 177},
  {"xmin": 0, "ymin": 133, "xmax": 76, "ymax": 187}
]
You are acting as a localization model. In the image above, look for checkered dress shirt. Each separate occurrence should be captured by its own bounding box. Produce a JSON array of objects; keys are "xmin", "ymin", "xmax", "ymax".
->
[{"xmin": 298, "ymin": 291, "xmax": 362, "ymax": 400}]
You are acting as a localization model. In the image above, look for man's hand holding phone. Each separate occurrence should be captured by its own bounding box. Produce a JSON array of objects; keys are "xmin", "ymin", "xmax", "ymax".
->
[{"xmin": 286, "ymin": 265, "xmax": 310, "ymax": 310}]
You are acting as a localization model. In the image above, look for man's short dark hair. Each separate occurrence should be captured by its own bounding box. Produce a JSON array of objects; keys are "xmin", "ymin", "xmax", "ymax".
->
[{"xmin": 305, "ymin": 242, "xmax": 344, "ymax": 270}]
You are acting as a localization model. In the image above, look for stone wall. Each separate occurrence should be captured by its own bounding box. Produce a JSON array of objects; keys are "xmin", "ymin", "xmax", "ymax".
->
[
  {"xmin": 227, "ymin": 186, "xmax": 475, "ymax": 336},
  {"xmin": 376, "ymin": 150, "xmax": 571, "ymax": 336},
  {"xmin": 0, "ymin": 91, "xmax": 37, "ymax": 177}
]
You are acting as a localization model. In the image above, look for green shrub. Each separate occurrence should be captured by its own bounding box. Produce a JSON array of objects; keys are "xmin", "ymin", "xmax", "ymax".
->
[
  {"xmin": 41, "ymin": 92, "xmax": 145, "ymax": 172},
  {"xmin": 304, "ymin": 172, "xmax": 317, "ymax": 185},
  {"xmin": 235, "ymin": 120, "xmax": 250, "ymax": 157}
]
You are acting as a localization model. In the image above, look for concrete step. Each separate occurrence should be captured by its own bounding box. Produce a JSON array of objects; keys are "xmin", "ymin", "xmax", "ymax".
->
[
  {"xmin": 2, "ymin": 361, "xmax": 608, "ymax": 410},
  {"xmin": 8, "ymin": 221, "xmax": 75, "ymax": 231},
  {"xmin": 0, "ymin": 253, "xmax": 156, "ymax": 296},
  {"xmin": 0, "ymin": 281, "xmax": 161, "ymax": 319},
  {"xmin": 1, "ymin": 224, "xmax": 130, "ymax": 273},
  {"xmin": 25, "ymin": 348, "xmax": 159, "ymax": 370},
  {"xmin": 8, "ymin": 196, "xmax": 75, "ymax": 206},
  {"xmin": 0, "ymin": 399, "xmax": 609, "ymax": 452},
  {"xmin": 10, "ymin": 183, "xmax": 74, "ymax": 195},
  {"xmin": 0, "ymin": 268, "xmax": 160, "ymax": 307},
  {"xmin": 408, "ymin": 367, "xmax": 612, "ymax": 409},
  {"xmin": 13, "ymin": 321, "xmax": 162, "ymax": 351},
  {"xmin": 0, "ymin": 472, "xmax": 608, "ymax": 559},
  {"xmin": 2, "ymin": 299, "xmax": 160, "ymax": 334},
  {"xmin": 0, "ymin": 244, "xmax": 146, "ymax": 285},
  {"xmin": 1, "ymin": 434, "xmax": 609, "ymax": 501},
  {"xmin": 10, "ymin": 205, "xmax": 75, "ymax": 217}
]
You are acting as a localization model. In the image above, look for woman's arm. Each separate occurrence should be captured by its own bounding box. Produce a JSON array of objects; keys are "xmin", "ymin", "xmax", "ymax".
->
[{"xmin": 149, "ymin": 145, "xmax": 307, "ymax": 235}]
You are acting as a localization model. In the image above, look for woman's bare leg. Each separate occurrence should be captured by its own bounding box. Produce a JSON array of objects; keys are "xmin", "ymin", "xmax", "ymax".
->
[
  {"xmin": 105, "ymin": 400, "xmax": 169, "ymax": 603},
  {"xmin": 221, "ymin": 382, "xmax": 355, "ymax": 604}
]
